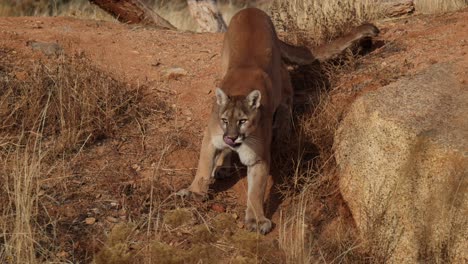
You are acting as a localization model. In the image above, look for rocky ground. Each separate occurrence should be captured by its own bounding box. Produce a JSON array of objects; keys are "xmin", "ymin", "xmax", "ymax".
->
[{"xmin": 0, "ymin": 7, "xmax": 466, "ymax": 263}]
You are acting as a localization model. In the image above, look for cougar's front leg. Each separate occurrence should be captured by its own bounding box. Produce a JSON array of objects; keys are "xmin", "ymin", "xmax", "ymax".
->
[
  {"xmin": 245, "ymin": 160, "xmax": 272, "ymax": 234},
  {"xmin": 212, "ymin": 148, "xmax": 234, "ymax": 179},
  {"xmin": 185, "ymin": 127, "xmax": 218, "ymax": 196}
]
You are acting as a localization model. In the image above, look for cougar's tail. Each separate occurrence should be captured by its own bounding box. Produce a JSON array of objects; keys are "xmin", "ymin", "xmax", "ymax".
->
[
  {"xmin": 278, "ymin": 40, "xmax": 316, "ymax": 66},
  {"xmin": 279, "ymin": 23, "xmax": 379, "ymax": 65}
]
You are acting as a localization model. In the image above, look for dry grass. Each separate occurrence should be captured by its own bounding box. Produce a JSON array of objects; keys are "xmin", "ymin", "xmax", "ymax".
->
[
  {"xmin": 270, "ymin": 0, "xmax": 382, "ymax": 46},
  {"xmin": 1, "ymin": 54, "xmax": 145, "ymax": 155},
  {"xmin": 0, "ymin": 0, "xmax": 114, "ymax": 20},
  {"xmin": 415, "ymin": 0, "xmax": 467, "ymax": 14},
  {"xmin": 1, "ymin": 137, "xmax": 43, "ymax": 264},
  {"xmin": 0, "ymin": 50, "xmax": 147, "ymax": 263}
]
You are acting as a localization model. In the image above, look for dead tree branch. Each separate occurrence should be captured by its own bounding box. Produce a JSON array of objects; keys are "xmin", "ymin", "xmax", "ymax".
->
[{"xmin": 89, "ymin": 0, "xmax": 176, "ymax": 29}]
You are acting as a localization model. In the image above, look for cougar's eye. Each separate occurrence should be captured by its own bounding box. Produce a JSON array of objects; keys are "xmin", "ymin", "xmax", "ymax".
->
[
  {"xmin": 238, "ymin": 119, "xmax": 247, "ymax": 125},
  {"xmin": 221, "ymin": 118, "xmax": 228, "ymax": 124}
]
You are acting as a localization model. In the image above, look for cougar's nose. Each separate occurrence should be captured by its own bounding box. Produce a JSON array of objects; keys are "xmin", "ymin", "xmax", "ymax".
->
[{"xmin": 223, "ymin": 135, "xmax": 237, "ymax": 146}]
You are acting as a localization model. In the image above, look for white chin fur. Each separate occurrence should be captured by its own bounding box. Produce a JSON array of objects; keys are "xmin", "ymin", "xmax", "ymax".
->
[
  {"xmin": 212, "ymin": 135, "xmax": 227, "ymax": 149},
  {"xmin": 212, "ymin": 135, "xmax": 258, "ymax": 166},
  {"xmin": 237, "ymin": 143, "xmax": 258, "ymax": 166}
]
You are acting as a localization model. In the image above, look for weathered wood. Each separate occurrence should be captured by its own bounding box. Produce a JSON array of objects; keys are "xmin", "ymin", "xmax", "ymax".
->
[
  {"xmin": 187, "ymin": 0, "xmax": 227, "ymax": 32},
  {"xmin": 89, "ymin": 0, "xmax": 176, "ymax": 29},
  {"xmin": 382, "ymin": 0, "xmax": 415, "ymax": 17}
]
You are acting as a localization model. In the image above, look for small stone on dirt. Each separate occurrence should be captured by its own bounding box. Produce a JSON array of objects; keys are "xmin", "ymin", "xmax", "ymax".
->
[
  {"xmin": 175, "ymin": 120, "xmax": 185, "ymax": 129},
  {"xmin": 131, "ymin": 164, "xmax": 141, "ymax": 172},
  {"xmin": 85, "ymin": 217, "xmax": 96, "ymax": 225},
  {"xmin": 56, "ymin": 251, "xmax": 69, "ymax": 258},
  {"xmin": 27, "ymin": 41, "xmax": 63, "ymax": 56},
  {"xmin": 211, "ymin": 203, "xmax": 226, "ymax": 213},
  {"xmin": 163, "ymin": 67, "xmax": 187, "ymax": 80},
  {"xmin": 106, "ymin": 216, "xmax": 119, "ymax": 223}
]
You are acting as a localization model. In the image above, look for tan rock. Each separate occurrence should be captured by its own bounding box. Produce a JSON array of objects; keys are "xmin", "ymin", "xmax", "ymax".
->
[
  {"xmin": 27, "ymin": 41, "xmax": 63, "ymax": 56},
  {"xmin": 335, "ymin": 64, "xmax": 467, "ymax": 263},
  {"xmin": 163, "ymin": 67, "xmax": 187, "ymax": 80},
  {"xmin": 85, "ymin": 217, "xmax": 96, "ymax": 225}
]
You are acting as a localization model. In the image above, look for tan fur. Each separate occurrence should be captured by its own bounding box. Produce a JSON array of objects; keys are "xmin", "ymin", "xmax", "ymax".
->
[{"xmin": 178, "ymin": 8, "xmax": 379, "ymax": 234}]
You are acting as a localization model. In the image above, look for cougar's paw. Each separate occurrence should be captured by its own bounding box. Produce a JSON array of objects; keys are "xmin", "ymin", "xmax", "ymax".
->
[
  {"xmin": 175, "ymin": 188, "xmax": 208, "ymax": 202},
  {"xmin": 245, "ymin": 218, "xmax": 272, "ymax": 235}
]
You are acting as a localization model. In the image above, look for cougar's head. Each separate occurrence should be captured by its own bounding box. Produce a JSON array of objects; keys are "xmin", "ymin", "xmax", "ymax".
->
[{"xmin": 215, "ymin": 88, "xmax": 261, "ymax": 147}]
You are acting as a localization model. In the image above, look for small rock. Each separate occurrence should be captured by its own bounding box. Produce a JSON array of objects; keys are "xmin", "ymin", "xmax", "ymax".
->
[
  {"xmin": 211, "ymin": 203, "xmax": 226, "ymax": 213},
  {"xmin": 236, "ymin": 221, "xmax": 244, "ymax": 229},
  {"xmin": 27, "ymin": 41, "xmax": 63, "ymax": 56},
  {"xmin": 106, "ymin": 216, "xmax": 119, "ymax": 223},
  {"xmin": 131, "ymin": 164, "xmax": 141, "ymax": 172},
  {"xmin": 85, "ymin": 217, "xmax": 96, "ymax": 225},
  {"xmin": 182, "ymin": 109, "xmax": 192, "ymax": 116},
  {"xmin": 163, "ymin": 67, "xmax": 187, "ymax": 80},
  {"xmin": 118, "ymin": 209, "xmax": 127, "ymax": 216},
  {"xmin": 14, "ymin": 71, "xmax": 27, "ymax": 81},
  {"xmin": 175, "ymin": 120, "xmax": 185, "ymax": 129},
  {"xmin": 56, "ymin": 251, "xmax": 69, "ymax": 258}
]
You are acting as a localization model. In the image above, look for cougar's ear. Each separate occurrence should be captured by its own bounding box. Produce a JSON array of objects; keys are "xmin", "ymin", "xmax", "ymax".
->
[
  {"xmin": 246, "ymin": 90, "xmax": 261, "ymax": 109},
  {"xmin": 215, "ymin": 88, "xmax": 228, "ymax": 106}
]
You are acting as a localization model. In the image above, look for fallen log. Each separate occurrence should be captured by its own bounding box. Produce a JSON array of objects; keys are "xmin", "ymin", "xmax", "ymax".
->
[{"xmin": 89, "ymin": 0, "xmax": 176, "ymax": 29}]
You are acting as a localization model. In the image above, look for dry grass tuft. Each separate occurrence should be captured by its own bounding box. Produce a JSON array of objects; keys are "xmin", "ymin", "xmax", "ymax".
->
[
  {"xmin": 94, "ymin": 223, "xmax": 139, "ymax": 264},
  {"xmin": 415, "ymin": 0, "xmax": 467, "ymax": 14},
  {"xmin": 0, "ymin": 0, "xmax": 113, "ymax": 20},
  {"xmin": 270, "ymin": 0, "xmax": 382, "ymax": 46},
  {"xmin": 1, "ymin": 53, "xmax": 145, "ymax": 156},
  {"xmin": 1, "ymin": 137, "xmax": 43, "ymax": 264},
  {"xmin": 162, "ymin": 208, "xmax": 194, "ymax": 228},
  {"xmin": 0, "ymin": 49, "xmax": 148, "ymax": 263}
]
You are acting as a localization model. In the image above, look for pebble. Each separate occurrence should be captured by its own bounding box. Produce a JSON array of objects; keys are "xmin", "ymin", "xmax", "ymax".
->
[
  {"xmin": 85, "ymin": 217, "xmax": 96, "ymax": 225},
  {"xmin": 163, "ymin": 67, "xmax": 187, "ymax": 80},
  {"xmin": 211, "ymin": 203, "xmax": 226, "ymax": 213},
  {"xmin": 106, "ymin": 216, "xmax": 119, "ymax": 223},
  {"xmin": 56, "ymin": 251, "xmax": 69, "ymax": 258}
]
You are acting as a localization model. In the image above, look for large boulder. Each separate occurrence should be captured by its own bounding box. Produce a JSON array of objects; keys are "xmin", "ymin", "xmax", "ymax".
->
[{"xmin": 335, "ymin": 64, "xmax": 467, "ymax": 263}]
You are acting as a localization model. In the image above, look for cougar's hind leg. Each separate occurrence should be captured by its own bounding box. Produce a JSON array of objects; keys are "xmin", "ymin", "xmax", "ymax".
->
[{"xmin": 273, "ymin": 66, "xmax": 294, "ymax": 142}]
